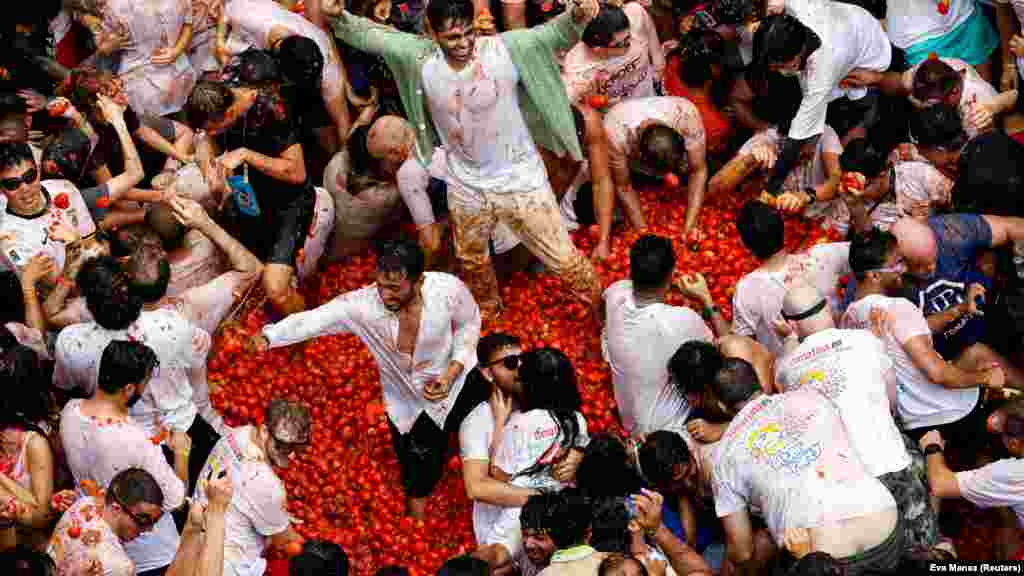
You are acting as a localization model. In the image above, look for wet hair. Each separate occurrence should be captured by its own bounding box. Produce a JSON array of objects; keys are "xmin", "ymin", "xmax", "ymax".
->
[
  {"xmin": 0, "ymin": 545, "xmax": 56, "ymax": 576},
  {"xmin": 374, "ymin": 238, "xmax": 425, "ymax": 282},
  {"xmin": 425, "ymin": 0, "xmax": 474, "ymax": 34},
  {"xmin": 909, "ymin": 104, "xmax": 966, "ymax": 151},
  {"xmin": 435, "ymin": 556, "xmax": 489, "ymax": 576},
  {"xmin": 516, "ymin": 348, "xmax": 583, "ymax": 478},
  {"xmin": 839, "ymin": 139, "xmax": 887, "ymax": 179},
  {"xmin": 637, "ymin": 125, "xmax": 686, "ymax": 176},
  {"xmin": 477, "ymin": 332, "xmax": 521, "ymax": 366},
  {"xmin": 582, "ymin": 5, "xmax": 629, "ymax": 48},
  {"xmin": 638, "ymin": 430, "xmax": 691, "ymax": 488},
  {"xmin": 751, "ymin": 72, "xmax": 802, "ymax": 133},
  {"xmin": 276, "ymin": 36, "xmax": 324, "ymax": 90},
  {"xmin": 848, "ymin": 228, "xmax": 898, "ymax": 280},
  {"xmin": 290, "ymin": 540, "xmax": 350, "ymax": 576},
  {"xmin": 41, "ymin": 127, "xmax": 91, "ymax": 180},
  {"xmin": 0, "ymin": 93, "xmax": 26, "ymax": 121},
  {"xmin": 0, "ymin": 345, "xmax": 54, "ymax": 436},
  {"xmin": 109, "ymin": 467, "xmax": 164, "ymax": 510},
  {"xmin": 753, "ymin": 14, "xmax": 817, "ymax": 68},
  {"xmin": 266, "ymin": 398, "xmax": 312, "ymax": 444},
  {"xmin": 520, "ymin": 491, "xmax": 564, "ymax": 533},
  {"xmin": 185, "ymin": 81, "xmax": 235, "ymax": 130},
  {"xmin": 713, "ymin": 357, "xmax": 761, "ymax": 409},
  {"xmin": 0, "ymin": 141, "xmax": 34, "ymax": 172},
  {"xmin": 912, "ymin": 58, "xmax": 959, "ymax": 104},
  {"xmin": 678, "ymin": 29, "xmax": 725, "ymax": 87},
  {"xmin": 599, "ymin": 555, "xmax": 649, "ymax": 576},
  {"xmin": 737, "ymin": 200, "xmax": 784, "ymax": 260},
  {"xmin": 576, "ymin": 434, "xmax": 644, "ymax": 499},
  {"xmin": 145, "ymin": 205, "xmax": 187, "ymax": 252},
  {"xmin": 237, "ymin": 48, "xmax": 282, "ymax": 86},
  {"xmin": 120, "ymin": 234, "xmax": 172, "ymax": 306},
  {"xmin": 97, "ymin": 340, "xmax": 159, "ymax": 395},
  {"xmin": 590, "ymin": 497, "xmax": 631, "ymax": 554},
  {"xmin": 788, "ymin": 552, "xmax": 843, "ymax": 576},
  {"xmin": 629, "ymin": 234, "xmax": 676, "ymax": 292},
  {"xmin": 57, "ymin": 67, "xmax": 124, "ymax": 124},
  {"xmin": 1001, "ymin": 397, "xmax": 1024, "ymax": 439},
  {"xmin": 77, "ymin": 256, "xmax": 144, "ymax": 330},
  {"xmin": 669, "ymin": 340, "xmax": 724, "ymax": 398},
  {"xmin": 546, "ymin": 488, "xmax": 592, "ymax": 549},
  {"xmin": 0, "ymin": 271, "xmax": 26, "ymax": 324}
]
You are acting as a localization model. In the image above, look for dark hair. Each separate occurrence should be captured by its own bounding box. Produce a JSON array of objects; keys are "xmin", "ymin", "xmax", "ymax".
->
[
  {"xmin": 629, "ymin": 235, "xmax": 676, "ymax": 292},
  {"xmin": 912, "ymin": 58, "xmax": 959, "ymax": 104},
  {"xmin": 638, "ymin": 430, "xmax": 691, "ymax": 487},
  {"xmin": 185, "ymin": 81, "xmax": 235, "ymax": 130},
  {"xmin": 290, "ymin": 540, "xmax": 350, "ymax": 576},
  {"xmin": 0, "ymin": 545, "xmax": 56, "ymax": 576},
  {"xmin": 598, "ymin": 554, "xmax": 648, "ymax": 576},
  {"xmin": 477, "ymin": 332, "xmax": 521, "ymax": 366},
  {"xmin": 0, "ymin": 141, "xmax": 34, "ymax": 172},
  {"xmin": 266, "ymin": 398, "xmax": 312, "ymax": 443},
  {"xmin": 426, "ymin": 0, "xmax": 474, "ymax": 33},
  {"xmin": 520, "ymin": 491, "xmax": 563, "ymax": 533},
  {"xmin": 590, "ymin": 497, "xmax": 631, "ymax": 554},
  {"xmin": 582, "ymin": 5, "xmax": 629, "ymax": 48},
  {"xmin": 516, "ymin": 348, "xmax": 582, "ymax": 478},
  {"xmin": 909, "ymin": 104, "xmax": 965, "ymax": 150},
  {"xmin": 237, "ymin": 48, "xmax": 282, "ymax": 86},
  {"xmin": 576, "ymin": 434, "xmax": 644, "ymax": 499},
  {"xmin": 40, "ymin": 127, "xmax": 91, "ymax": 180},
  {"xmin": 637, "ymin": 125, "xmax": 686, "ymax": 176},
  {"xmin": 678, "ymin": 29, "xmax": 725, "ymax": 86},
  {"xmin": 374, "ymin": 566, "xmax": 409, "ymax": 576},
  {"xmin": 788, "ymin": 552, "xmax": 844, "ymax": 576},
  {"xmin": 839, "ymin": 139, "xmax": 887, "ymax": 178},
  {"xmin": 146, "ymin": 205, "xmax": 187, "ymax": 251},
  {"xmin": 374, "ymin": 238, "xmax": 425, "ymax": 282},
  {"xmin": 546, "ymin": 488, "xmax": 592, "ymax": 549},
  {"xmin": 97, "ymin": 341, "xmax": 159, "ymax": 395},
  {"xmin": 435, "ymin": 556, "xmax": 489, "ymax": 576},
  {"xmin": 109, "ymin": 467, "xmax": 164, "ymax": 510},
  {"xmin": 737, "ymin": 200, "xmax": 784, "ymax": 260},
  {"xmin": 276, "ymin": 36, "xmax": 325, "ymax": 90},
  {"xmin": 77, "ymin": 256, "xmax": 144, "ymax": 330},
  {"xmin": 848, "ymin": 228, "xmax": 898, "ymax": 280},
  {"xmin": 347, "ymin": 124, "xmax": 379, "ymax": 179},
  {"xmin": 669, "ymin": 340, "xmax": 724, "ymax": 398},
  {"xmin": 0, "ymin": 93, "xmax": 27, "ymax": 120},
  {"xmin": 751, "ymin": 72, "xmax": 802, "ymax": 133},
  {"xmin": 753, "ymin": 14, "xmax": 815, "ymax": 68},
  {"xmin": 0, "ymin": 345, "xmax": 54, "ymax": 436},
  {"xmin": 0, "ymin": 271, "xmax": 25, "ymax": 324},
  {"xmin": 713, "ymin": 357, "xmax": 761, "ymax": 409}
]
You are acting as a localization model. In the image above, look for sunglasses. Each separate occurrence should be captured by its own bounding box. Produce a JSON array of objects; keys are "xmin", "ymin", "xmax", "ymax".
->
[
  {"xmin": 1, "ymin": 167, "xmax": 37, "ymax": 192},
  {"xmin": 109, "ymin": 489, "xmax": 161, "ymax": 530},
  {"xmin": 485, "ymin": 354, "xmax": 521, "ymax": 371}
]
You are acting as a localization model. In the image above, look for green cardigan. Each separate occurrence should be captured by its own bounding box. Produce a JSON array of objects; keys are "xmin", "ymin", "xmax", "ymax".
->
[{"xmin": 330, "ymin": 10, "xmax": 585, "ymax": 166}]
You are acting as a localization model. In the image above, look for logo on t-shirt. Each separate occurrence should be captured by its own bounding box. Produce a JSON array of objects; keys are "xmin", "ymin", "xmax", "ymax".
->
[{"xmin": 746, "ymin": 423, "xmax": 822, "ymax": 475}]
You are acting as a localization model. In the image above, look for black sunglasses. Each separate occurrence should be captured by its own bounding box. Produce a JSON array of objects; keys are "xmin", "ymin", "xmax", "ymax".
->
[
  {"xmin": 109, "ymin": 489, "xmax": 162, "ymax": 530},
  {"xmin": 1, "ymin": 167, "xmax": 37, "ymax": 192},
  {"xmin": 486, "ymin": 354, "xmax": 521, "ymax": 371}
]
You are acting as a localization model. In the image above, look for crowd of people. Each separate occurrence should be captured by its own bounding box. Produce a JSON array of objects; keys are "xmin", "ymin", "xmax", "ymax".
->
[{"xmin": 2, "ymin": 0, "xmax": 1024, "ymax": 574}]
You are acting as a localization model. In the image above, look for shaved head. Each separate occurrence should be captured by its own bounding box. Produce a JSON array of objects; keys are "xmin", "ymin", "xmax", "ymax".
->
[
  {"xmin": 891, "ymin": 217, "xmax": 938, "ymax": 278},
  {"xmin": 367, "ymin": 116, "xmax": 411, "ymax": 160},
  {"xmin": 782, "ymin": 280, "xmax": 832, "ymax": 336}
]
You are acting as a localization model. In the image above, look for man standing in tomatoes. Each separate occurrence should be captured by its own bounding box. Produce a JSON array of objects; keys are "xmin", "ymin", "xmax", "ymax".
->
[{"xmin": 251, "ymin": 239, "xmax": 485, "ymax": 519}]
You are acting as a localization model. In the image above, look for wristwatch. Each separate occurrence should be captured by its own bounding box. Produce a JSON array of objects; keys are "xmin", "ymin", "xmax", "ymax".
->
[{"xmin": 924, "ymin": 443, "xmax": 944, "ymax": 456}]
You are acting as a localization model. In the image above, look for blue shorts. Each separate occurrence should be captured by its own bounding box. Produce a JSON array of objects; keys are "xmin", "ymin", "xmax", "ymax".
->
[{"xmin": 905, "ymin": 8, "xmax": 998, "ymax": 66}]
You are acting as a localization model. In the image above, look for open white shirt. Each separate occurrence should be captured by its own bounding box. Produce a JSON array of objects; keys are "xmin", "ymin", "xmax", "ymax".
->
[
  {"xmin": 601, "ymin": 280, "xmax": 713, "ymax": 437},
  {"xmin": 956, "ymin": 458, "xmax": 1024, "ymax": 527},
  {"xmin": 459, "ymin": 401, "xmax": 506, "ymax": 545},
  {"xmin": 775, "ymin": 328, "xmax": 910, "ymax": 478},
  {"xmin": 262, "ymin": 272, "xmax": 481, "ymax": 434}
]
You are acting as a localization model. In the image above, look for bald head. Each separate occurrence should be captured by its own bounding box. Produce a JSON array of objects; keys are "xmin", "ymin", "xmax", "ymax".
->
[
  {"xmin": 891, "ymin": 217, "xmax": 937, "ymax": 278},
  {"xmin": 782, "ymin": 280, "xmax": 832, "ymax": 336},
  {"xmin": 367, "ymin": 115, "xmax": 412, "ymax": 162}
]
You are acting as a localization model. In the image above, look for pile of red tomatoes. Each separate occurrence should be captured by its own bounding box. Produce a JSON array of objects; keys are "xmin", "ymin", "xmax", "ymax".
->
[{"xmin": 206, "ymin": 191, "xmax": 843, "ymax": 576}]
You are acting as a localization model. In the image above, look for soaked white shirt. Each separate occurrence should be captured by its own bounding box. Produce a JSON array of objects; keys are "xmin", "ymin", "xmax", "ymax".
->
[{"xmin": 262, "ymin": 272, "xmax": 481, "ymax": 433}]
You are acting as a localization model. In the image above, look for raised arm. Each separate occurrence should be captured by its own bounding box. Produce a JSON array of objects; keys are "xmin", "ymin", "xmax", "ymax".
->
[{"xmin": 325, "ymin": 2, "xmax": 428, "ymax": 61}]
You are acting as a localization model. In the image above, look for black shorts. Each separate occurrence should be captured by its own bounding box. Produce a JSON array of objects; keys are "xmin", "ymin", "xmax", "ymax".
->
[
  {"xmin": 386, "ymin": 371, "xmax": 490, "ymax": 498},
  {"xmin": 905, "ymin": 393, "xmax": 988, "ymax": 449},
  {"xmin": 227, "ymin": 186, "xmax": 316, "ymax": 266}
]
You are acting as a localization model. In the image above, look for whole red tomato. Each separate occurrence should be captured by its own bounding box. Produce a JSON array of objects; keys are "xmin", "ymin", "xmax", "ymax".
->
[{"xmin": 53, "ymin": 193, "xmax": 70, "ymax": 210}]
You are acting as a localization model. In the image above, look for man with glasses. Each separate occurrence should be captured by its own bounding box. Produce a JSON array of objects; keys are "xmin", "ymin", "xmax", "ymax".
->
[
  {"xmin": 194, "ymin": 399, "xmax": 309, "ymax": 576},
  {"xmin": 61, "ymin": 340, "xmax": 189, "ymax": 576},
  {"xmin": 251, "ymin": 239, "xmax": 484, "ymax": 519},
  {"xmin": 843, "ymin": 228, "xmax": 1006, "ymax": 452}
]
